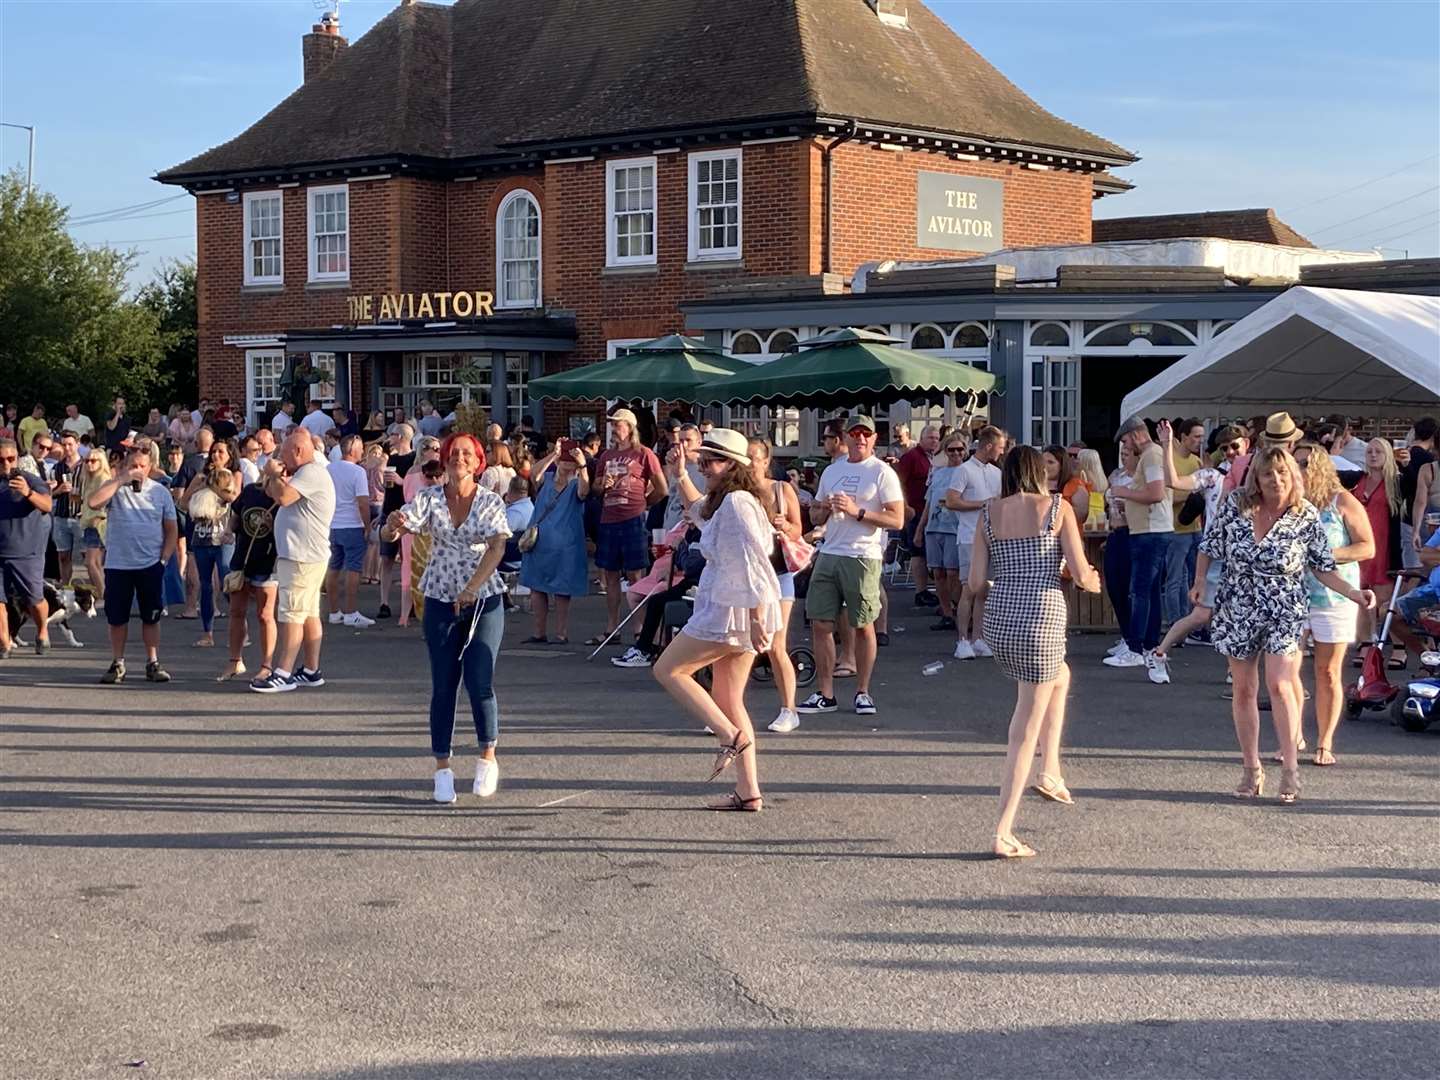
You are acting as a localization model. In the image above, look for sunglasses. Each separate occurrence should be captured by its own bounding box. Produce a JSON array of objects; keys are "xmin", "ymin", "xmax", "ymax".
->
[
  {"xmin": 1219, "ymin": 441, "xmax": 1245, "ymax": 453},
  {"xmin": 1066, "ymin": 450, "xmax": 1080, "ymax": 458},
  {"xmin": 945, "ymin": 447, "xmax": 966, "ymax": 455}
]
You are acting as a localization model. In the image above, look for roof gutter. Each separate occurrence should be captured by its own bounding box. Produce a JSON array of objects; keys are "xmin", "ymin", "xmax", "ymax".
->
[{"xmin": 821, "ymin": 120, "xmax": 859, "ymax": 274}]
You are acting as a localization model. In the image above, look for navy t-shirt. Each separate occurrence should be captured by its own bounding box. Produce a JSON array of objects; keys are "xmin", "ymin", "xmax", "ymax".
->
[{"xmin": 0, "ymin": 471, "xmax": 52, "ymax": 559}]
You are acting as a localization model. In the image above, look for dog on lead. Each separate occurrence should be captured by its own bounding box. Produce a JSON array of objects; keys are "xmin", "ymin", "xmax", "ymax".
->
[{"xmin": 6, "ymin": 583, "xmax": 97, "ymax": 649}]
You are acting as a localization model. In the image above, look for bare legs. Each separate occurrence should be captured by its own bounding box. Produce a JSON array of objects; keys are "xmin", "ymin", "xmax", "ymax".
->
[
  {"xmin": 221, "ymin": 584, "xmax": 276, "ymax": 678},
  {"xmin": 768, "ymin": 598, "xmax": 796, "ymax": 712},
  {"xmin": 1229, "ymin": 651, "xmax": 1302, "ymax": 783},
  {"xmin": 931, "ymin": 567, "xmax": 955, "ymax": 620},
  {"xmin": 85, "ymin": 547, "xmax": 105, "ymax": 600},
  {"xmin": 1155, "ymin": 606, "xmax": 1211, "ymax": 657},
  {"xmin": 994, "ymin": 663, "xmax": 1071, "ymax": 855},
  {"xmin": 1311, "ymin": 641, "xmax": 1347, "ymax": 761},
  {"xmin": 274, "ymin": 616, "xmax": 322, "ymax": 675},
  {"xmin": 653, "ymin": 633, "xmax": 760, "ymax": 801},
  {"xmin": 530, "ymin": 592, "xmax": 572, "ymax": 641}
]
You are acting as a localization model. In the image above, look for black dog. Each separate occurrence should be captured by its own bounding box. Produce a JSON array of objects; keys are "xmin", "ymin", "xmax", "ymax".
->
[{"xmin": 6, "ymin": 582, "xmax": 97, "ymax": 649}]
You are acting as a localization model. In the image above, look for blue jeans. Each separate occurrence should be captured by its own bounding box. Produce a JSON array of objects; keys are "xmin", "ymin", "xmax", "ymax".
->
[
  {"xmin": 1127, "ymin": 531, "xmax": 1169, "ymax": 654},
  {"xmin": 1103, "ymin": 528, "xmax": 1131, "ymax": 639},
  {"xmin": 192, "ymin": 545, "xmax": 227, "ymax": 632},
  {"xmin": 1163, "ymin": 531, "xmax": 1200, "ymax": 625},
  {"xmin": 423, "ymin": 593, "xmax": 505, "ymax": 756}
]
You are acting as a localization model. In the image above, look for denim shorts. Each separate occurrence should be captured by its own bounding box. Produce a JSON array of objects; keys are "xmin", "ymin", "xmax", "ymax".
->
[
  {"xmin": 924, "ymin": 530, "xmax": 959, "ymax": 570},
  {"xmin": 83, "ymin": 527, "xmax": 104, "ymax": 551},
  {"xmin": 51, "ymin": 517, "xmax": 85, "ymax": 554},
  {"xmin": 328, "ymin": 527, "xmax": 367, "ymax": 572}
]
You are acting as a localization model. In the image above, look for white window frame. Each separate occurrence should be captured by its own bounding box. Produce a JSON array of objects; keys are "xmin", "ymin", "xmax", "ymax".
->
[
  {"xmin": 495, "ymin": 190, "xmax": 542, "ymax": 310},
  {"xmin": 244, "ymin": 348, "xmax": 286, "ymax": 428},
  {"xmin": 687, "ymin": 149, "xmax": 742, "ymax": 262},
  {"xmin": 306, "ymin": 183, "xmax": 350, "ymax": 283},
  {"xmin": 605, "ymin": 157, "xmax": 658, "ymax": 267},
  {"xmin": 242, "ymin": 191, "xmax": 283, "ymax": 286}
]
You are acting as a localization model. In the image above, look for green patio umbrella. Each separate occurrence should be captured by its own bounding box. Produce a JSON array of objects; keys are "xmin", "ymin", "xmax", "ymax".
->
[
  {"xmin": 695, "ymin": 327, "xmax": 998, "ymax": 408},
  {"xmin": 529, "ymin": 334, "xmax": 750, "ymax": 401}
]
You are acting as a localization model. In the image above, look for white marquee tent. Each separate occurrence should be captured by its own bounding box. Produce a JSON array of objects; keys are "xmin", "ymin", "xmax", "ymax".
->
[{"xmin": 1121, "ymin": 286, "xmax": 1440, "ymax": 420}]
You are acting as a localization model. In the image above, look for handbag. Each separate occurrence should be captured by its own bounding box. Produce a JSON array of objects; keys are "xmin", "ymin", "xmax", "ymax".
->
[
  {"xmin": 517, "ymin": 479, "xmax": 566, "ymax": 553},
  {"xmin": 224, "ymin": 508, "xmax": 270, "ymax": 593},
  {"xmin": 770, "ymin": 482, "xmax": 815, "ymax": 574}
]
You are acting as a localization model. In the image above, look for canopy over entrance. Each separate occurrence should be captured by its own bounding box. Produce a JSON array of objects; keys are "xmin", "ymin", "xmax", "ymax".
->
[
  {"xmin": 528, "ymin": 334, "xmax": 750, "ymax": 401},
  {"xmin": 1120, "ymin": 286, "xmax": 1440, "ymax": 418}
]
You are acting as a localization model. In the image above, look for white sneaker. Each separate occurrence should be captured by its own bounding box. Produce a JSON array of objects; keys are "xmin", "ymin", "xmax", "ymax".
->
[
  {"xmin": 1146, "ymin": 651, "xmax": 1172, "ymax": 685},
  {"xmin": 1103, "ymin": 645, "xmax": 1146, "ymax": 668},
  {"xmin": 474, "ymin": 759, "xmax": 499, "ymax": 798},
  {"xmin": 344, "ymin": 611, "xmax": 376, "ymax": 628},
  {"xmin": 953, "ymin": 639, "xmax": 976, "ymax": 661},
  {"xmin": 769, "ymin": 708, "xmax": 800, "ymax": 733},
  {"xmin": 971, "ymin": 639, "xmax": 994, "ymax": 658},
  {"xmin": 1106, "ymin": 638, "xmax": 1128, "ymax": 657},
  {"xmin": 433, "ymin": 767, "xmax": 457, "ymax": 804},
  {"xmin": 327, "ymin": 612, "xmax": 345, "ymax": 625}
]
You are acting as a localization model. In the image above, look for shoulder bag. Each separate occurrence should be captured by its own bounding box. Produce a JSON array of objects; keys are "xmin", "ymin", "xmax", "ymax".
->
[
  {"xmin": 517, "ymin": 479, "xmax": 567, "ymax": 553},
  {"xmin": 770, "ymin": 481, "xmax": 815, "ymax": 574}
]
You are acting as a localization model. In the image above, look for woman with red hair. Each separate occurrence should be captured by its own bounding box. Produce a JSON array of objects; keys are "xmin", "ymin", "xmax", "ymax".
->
[{"xmin": 383, "ymin": 431, "xmax": 513, "ymax": 804}]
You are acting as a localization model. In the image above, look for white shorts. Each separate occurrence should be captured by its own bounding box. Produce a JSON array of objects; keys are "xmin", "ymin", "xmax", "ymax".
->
[
  {"xmin": 1307, "ymin": 603, "xmax": 1357, "ymax": 645},
  {"xmin": 777, "ymin": 571, "xmax": 795, "ymax": 601}
]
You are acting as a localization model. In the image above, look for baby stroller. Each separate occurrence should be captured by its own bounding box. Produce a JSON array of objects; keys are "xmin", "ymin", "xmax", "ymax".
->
[{"xmin": 662, "ymin": 593, "xmax": 816, "ymax": 692}]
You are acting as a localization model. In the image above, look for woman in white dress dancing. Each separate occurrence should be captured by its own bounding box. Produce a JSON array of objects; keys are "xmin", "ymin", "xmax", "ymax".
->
[{"xmin": 653, "ymin": 429, "xmax": 784, "ymax": 811}]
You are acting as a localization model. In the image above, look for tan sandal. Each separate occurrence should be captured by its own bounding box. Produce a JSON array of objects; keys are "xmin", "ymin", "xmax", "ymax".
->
[
  {"xmin": 1031, "ymin": 773, "xmax": 1074, "ymax": 805},
  {"xmin": 1313, "ymin": 747, "xmax": 1336, "ymax": 767},
  {"xmin": 216, "ymin": 659, "xmax": 247, "ymax": 682},
  {"xmin": 1278, "ymin": 767, "xmax": 1300, "ymax": 804},
  {"xmin": 1233, "ymin": 766, "xmax": 1265, "ymax": 799},
  {"xmin": 708, "ymin": 791, "xmax": 763, "ymax": 812},
  {"xmin": 992, "ymin": 835, "xmax": 1036, "ymax": 859}
]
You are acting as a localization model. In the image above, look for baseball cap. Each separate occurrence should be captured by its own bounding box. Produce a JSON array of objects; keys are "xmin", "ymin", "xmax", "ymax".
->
[
  {"xmin": 608, "ymin": 408, "xmax": 639, "ymax": 427},
  {"xmin": 845, "ymin": 415, "xmax": 877, "ymax": 434}
]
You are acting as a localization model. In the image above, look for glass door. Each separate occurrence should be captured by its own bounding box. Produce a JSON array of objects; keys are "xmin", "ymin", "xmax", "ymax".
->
[{"xmin": 1029, "ymin": 356, "xmax": 1080, "ymax": 447}]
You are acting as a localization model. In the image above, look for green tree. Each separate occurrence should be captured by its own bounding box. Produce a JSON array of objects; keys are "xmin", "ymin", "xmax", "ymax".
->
[
  {"xmin": 136, "ymin": 259, "xmax": 198, "ymax": 409},
  {"xmin": 0, "ymin": 169, "xmax": 167, "ymax": 418}
]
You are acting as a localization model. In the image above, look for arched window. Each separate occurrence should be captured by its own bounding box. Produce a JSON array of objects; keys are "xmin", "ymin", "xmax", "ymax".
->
[
  {"xmin": 496, "ymin": 191, "xmax": 541, "ymax": 309},
  {"xmin": 1029, "ymin": 322, "xmax": 1070, "ymax": 348},
  {"xmin": 1083, "ymin": 320, "xmax": 1197, "ymax": 347},
  {"xmin": 730, "ymin": 331, "xmax": 763, "ymax": 355},
  {"xmin": 955, "ymin": 323, "xmax": 990, "ymax": 348},
  {"xmin": 1212, "ymin": 320, "xmax": 1235, "ymax": 338},
  {"xmin": 767, "ymin": 330, "xmax": 798, "ymax": 353},
  {"xmin": 910, "ymin": 324, "xmax": 945, "ymax": 349}
]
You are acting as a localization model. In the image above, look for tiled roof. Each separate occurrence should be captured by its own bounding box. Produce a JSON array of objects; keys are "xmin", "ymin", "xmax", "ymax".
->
[
  {"xmin": 159, "ymin": 0, "xmax": 1133, "ymax": 183},
  {"xmin": 1093, "ymin": 209, "xmax": 1315, "ymax": 248}
]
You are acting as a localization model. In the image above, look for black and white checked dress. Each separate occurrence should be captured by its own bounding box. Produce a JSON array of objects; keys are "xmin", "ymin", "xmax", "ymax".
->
[{"xmin": 981, "ymin": 494, "xmax": 1068, "ymax": 683}]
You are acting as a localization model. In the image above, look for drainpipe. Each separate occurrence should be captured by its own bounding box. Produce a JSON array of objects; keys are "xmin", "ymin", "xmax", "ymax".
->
[{"xmin": 821, "ymin": 120, "xmax": 859, "ymax": 274}]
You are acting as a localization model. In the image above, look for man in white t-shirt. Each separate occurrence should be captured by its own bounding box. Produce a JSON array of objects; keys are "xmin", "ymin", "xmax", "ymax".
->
[
  {"xmin": 252, "ymin": 430, "xmax": 337, "ymax": 692},
  {"xmin": 798, "ymin": 416, "xmax": 904, "ymax": 717},
  {"xmin": 1106, "ymin": 415, "xmax": 1174, "ymax": 680},
  {"xmin": 325, "ymin": 434, "xmax": 375, "ymax": 630},
  {"xmin": 945, "ymin": 425, "xmax": 1004, "ymax": 659},
  {"xmin": 270, "ymin": 401, "xmax": 296, "ymax": 437},
  {"xmin": 299, "ymin": 399, "xmax": 336, "ymax": 438},
  {"xmin": 60, "ymin": 404, "xmax": 95, "ymax": 440}
]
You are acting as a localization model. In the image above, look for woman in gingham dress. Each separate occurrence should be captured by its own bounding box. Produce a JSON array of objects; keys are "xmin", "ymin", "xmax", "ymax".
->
[
  {"xmin": 970, "ymin": 446, "xmax": 1100, "ymax": 859},
  {"xmin": 384, "ymin": 433, "xmax": 512, "ymax": 806}
]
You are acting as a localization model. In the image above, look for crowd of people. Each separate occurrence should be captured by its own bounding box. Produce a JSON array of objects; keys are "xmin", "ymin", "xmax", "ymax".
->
[{"xmin": 3, "ymin": 392, "xmax": 1439, "ymax": 856}]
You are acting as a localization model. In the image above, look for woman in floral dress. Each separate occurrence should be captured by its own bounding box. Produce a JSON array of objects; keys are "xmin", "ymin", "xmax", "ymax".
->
[{"xmin": 1195, "ymin": 446, "xmax": 1375, "ymax": 804}]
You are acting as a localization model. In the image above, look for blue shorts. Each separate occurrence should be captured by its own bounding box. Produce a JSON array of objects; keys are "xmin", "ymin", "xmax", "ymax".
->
[
  {"xmin": 51, "ymin": 517, "xmax": 85, "ymax": 555},
  {"xmin": 1397, "ymin": 583, "xmax": 1440, "ymax": 628},
  {"xmin": 595, "ymin": 516, "xmax": 649, "ymax": 573},
  {"xmin": 1, "ymin": 556, "xmax": 46, "ymax": 607},
  {"xmin": 328, "ymin": 527, "xmax": 367, "ymax": 573},
  {"xmin": 924, "ymin": 530, "xmax": 959, "ymax": 570},
  {"xmin": 83, "ymin": 527, "xmax": 104, "ymax": 551}
]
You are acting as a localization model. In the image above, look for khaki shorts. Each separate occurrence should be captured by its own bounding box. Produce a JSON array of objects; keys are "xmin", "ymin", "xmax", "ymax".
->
[
  {"xmin": 805, "ymin": 553, "xmax": 882, "ymax": 629},
  {"xmin": 276, "ymin": 558, "xmax": 326, "ymax": 624}
]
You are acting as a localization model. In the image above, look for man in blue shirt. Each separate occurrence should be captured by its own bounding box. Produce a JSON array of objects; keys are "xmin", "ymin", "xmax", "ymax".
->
[
  {"xmin": 86, "ymin": 445, "xmax": 179, "ymax": 683},
  {"xmin": 1396, "ymin": 527, "xmax": 1440, "ymax": 634},
  {"xmin": 0, "ymin": 437, "xmax": 55, "ymax": 658}
]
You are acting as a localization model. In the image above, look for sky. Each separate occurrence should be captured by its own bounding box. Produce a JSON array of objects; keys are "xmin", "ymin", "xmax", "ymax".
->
[{"xmin": 3, "ymin": 0, "xmax": 1437, "ymax": 289}]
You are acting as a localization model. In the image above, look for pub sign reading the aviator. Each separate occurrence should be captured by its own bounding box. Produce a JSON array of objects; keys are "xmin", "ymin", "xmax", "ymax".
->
[
  {"xmin": 916, "ymin": 173, "xmax": 1004, "ymax": 253},
  {"xmin": 347, "ymin": 290, "xmax": 496, "ymax": 323}
]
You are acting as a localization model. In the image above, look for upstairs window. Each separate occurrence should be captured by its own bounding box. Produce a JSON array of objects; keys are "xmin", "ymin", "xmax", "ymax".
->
[
  {"xmin": 243, "ymin": 192, "xmax": 283, "ymax": 285},
  {"xmin": 606, "ymin": 157, "xmax": 657, "ymax": 266},
  {"xmin": 688, "ymin": 149, "xmax": 741, "ymax": 261},
  {"xmin": 307, "ymin": 184, "xmax": 349, "ymax": 282},
  {"xmin": 497, "ymin": 191, "xmax": 542, "ymax": 309}
]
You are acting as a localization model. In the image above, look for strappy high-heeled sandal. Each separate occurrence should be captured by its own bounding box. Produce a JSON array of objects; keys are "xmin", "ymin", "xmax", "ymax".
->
[
  {"xmin": 1031, "ymin": 773, "xmax": 1074, "ymax": 805},
  {"xmin": 708, "ymin": 735, "xmax": 752, "ymax": 781},
  {"xmin": 992, "ymin": 835, "xmax": 1036, "ymax": 859},
  {"xmin": 1233, "ymin": 766, "xmax": 1265, "ymax": 799},
  {"xmin": 708, "ymin": 791, "xmax": 763, "ymax": 812},
  {"xmin": 1278, "ymin": 767, "xmax": 1300, "ymax": 804}
]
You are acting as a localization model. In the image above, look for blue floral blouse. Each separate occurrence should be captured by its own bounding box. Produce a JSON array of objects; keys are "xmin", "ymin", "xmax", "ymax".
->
[{"xmin": 399, "ymin": 484, "xmax": 512, "ymax": 602}]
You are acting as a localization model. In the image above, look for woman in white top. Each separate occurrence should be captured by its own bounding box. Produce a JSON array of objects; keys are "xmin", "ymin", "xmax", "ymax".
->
[{"xmin": 654, "ymin": 429, "xmax": 783, "ymax": 811}]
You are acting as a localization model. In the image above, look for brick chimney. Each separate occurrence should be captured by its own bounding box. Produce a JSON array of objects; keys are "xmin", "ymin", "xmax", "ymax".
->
[{"xmin": 302, "ymin": 11, "xmax": 347, "ymax": 83}]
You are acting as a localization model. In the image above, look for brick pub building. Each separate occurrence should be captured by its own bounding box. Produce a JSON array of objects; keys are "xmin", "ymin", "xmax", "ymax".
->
[{"xmin": 158, "ymin": 0, "xmax": 1135, "ymax": 438}]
